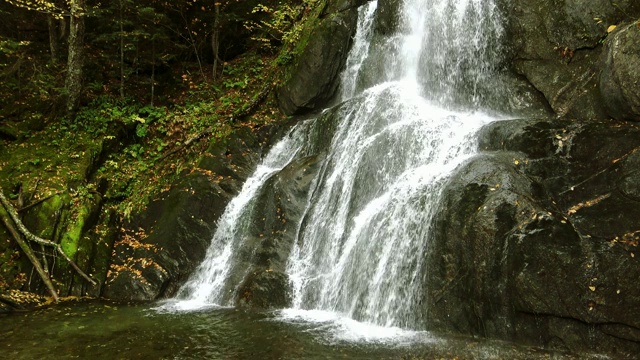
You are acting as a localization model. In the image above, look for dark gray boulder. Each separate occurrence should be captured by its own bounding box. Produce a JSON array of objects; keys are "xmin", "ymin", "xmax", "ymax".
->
[
  {"xmin": 234, "ymin": 154, "xmax": 324, "ymax": 309},
  {"xmin": 102, "ymin": 172, "xmax": 234, "ymax": 301},
  {"xmin": 277, "ymin": 2, "xmax": 360, "ymax": 115},
  {"xmin": 600, "ymin": 21, "xmax": 640, "ymax": 122},
  {"xmin": 373, "ymin": 0, "xmax": 401, "ymax": 35},
  {"xmin": 426, "ymin": 118, "xmax": 640, "ymax": 357}
]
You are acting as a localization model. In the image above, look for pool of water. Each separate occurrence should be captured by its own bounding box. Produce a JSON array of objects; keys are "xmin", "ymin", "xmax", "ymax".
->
[{"xmin": 0, "ymin": 301, "xmax": 605, "ymax": 359}]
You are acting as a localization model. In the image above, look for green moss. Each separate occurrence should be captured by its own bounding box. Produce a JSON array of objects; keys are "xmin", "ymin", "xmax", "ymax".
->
[
  {"xmin": 279, "ymin": 0, "xmax": 326, "ymax": 82},
  {"xmin": 59, "ymin": 203, "xmax": 91, "ymax": 260},
  {"xmin": 33, "ymin": 194, "xmax": 66, "ymax": 239}
]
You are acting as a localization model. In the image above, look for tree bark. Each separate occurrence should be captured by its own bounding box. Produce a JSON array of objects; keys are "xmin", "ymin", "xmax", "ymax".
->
[
  {"xmin": 151, "ymin": 36, "xmax": 155, "ymax": 106},
  {"xmin": 119, "ymin": 0, "xmax": 125, "ymax": 98},
  {"xmin": 65, "ymin": 0, "xmax": 86, "ymax": 118}
]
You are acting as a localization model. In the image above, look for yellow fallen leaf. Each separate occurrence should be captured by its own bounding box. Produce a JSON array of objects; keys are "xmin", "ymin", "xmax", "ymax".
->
[
  {"xmin": 589, "ymin": 286, "xmax": 596, "ymax": 292},
  {"xmin": 607, "ymin": 25, "xmax": 617, "ymax": 33}
]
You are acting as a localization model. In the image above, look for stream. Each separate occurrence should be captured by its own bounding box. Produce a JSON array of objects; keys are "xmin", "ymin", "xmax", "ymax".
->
[{"xmin": 0, "ymin": 300, "xmax": 601, "ymax": 359}]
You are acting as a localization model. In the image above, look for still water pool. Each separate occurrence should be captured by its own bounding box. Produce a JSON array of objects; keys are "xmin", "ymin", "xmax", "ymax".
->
[{"xmin": 0, "ymin": 300, "xmax": 604, "ymax": 359}]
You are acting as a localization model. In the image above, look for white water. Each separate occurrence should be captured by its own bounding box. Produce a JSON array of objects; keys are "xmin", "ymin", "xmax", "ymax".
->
[
  {"xmin": 167, "ymin": 0, "xmax": 507, "ymax": 340},
  {"xmin": 171, "ymin": 125, "xmax": 308, "ymax": 310}
]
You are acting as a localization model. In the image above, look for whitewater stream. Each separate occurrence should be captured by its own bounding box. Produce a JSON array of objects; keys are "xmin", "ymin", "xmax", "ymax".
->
[{"xmin": 163, "ymin": 0, "xmax": 505, "ymax": 341}]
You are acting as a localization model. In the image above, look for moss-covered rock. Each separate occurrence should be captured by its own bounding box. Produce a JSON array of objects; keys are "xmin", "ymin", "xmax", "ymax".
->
[{"xmin": 0, "ymin": 123, "xmax": 108, "ymax": 298}]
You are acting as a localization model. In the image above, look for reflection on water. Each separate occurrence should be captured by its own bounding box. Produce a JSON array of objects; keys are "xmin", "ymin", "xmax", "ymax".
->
[{"xmin": 0, "ymin": 301, "xmax": 601, "ymax": 359}]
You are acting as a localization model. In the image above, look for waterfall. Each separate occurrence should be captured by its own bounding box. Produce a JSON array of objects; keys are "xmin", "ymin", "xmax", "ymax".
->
[
  {"xmin": 170, "ymin": 0, "xmax": 506, "ymax": 333},
  {"xmin": 173, "ymin": 125, "xmax": 308, "ymax": 307}
]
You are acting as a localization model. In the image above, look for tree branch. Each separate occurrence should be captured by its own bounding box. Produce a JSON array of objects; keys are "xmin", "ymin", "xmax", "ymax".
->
[
  {"xmin": 0, "ymin": 189, "xmax": 97, "ymax": 287},
  {"xmin": 0, "ymin": 204, "xmax": 59, "ymax": 302}
]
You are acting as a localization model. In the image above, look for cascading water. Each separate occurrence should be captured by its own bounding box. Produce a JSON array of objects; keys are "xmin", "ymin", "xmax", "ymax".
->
[{"xmin": 170, "ymin": 0, "xmax": 508, "ymax": 336}]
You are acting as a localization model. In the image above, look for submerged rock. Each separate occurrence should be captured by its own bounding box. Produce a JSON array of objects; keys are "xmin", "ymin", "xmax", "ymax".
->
[{"xmin": 426, "ymin": 118, "xmax": 640, "ymax": 357}]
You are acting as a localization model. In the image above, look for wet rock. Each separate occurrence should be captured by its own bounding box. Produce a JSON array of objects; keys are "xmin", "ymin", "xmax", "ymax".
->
[
  {"xmin": 236, "ymin": 269, "xmax": 292, "ymax": 309},
  {"xmin": 501, "ymin": 0, "xmax": 640, "ymax": 60},
  {"xmin": 223, "ymin": 154, "xmax": 323, "ymax": 308},
  {"xmin": 513, "ymin": 53, "xmax": 607, "ymax": 119},
  {"xmin": 373, "ymin": 0, "xmax": 401, "ymax": 35},
  {"xmin": 102, "ymin": 172, "xmax": 231, "ymax": 301},
  {"xmin": 426, "ymin": 118, "xmax": 640, "ymax": 357},
  {"xmin": 277, "ymin": 2, "xmax": 359, "ymax": 115},
  {"xmin": 102, "ymin": 127, "xmax": 274, "ymax": 301},
  {"xmin": 324, "ymin": 0, "xmax": 369, "ymax": 14},
  {"xmin": 600, "ymin": 21, "xmax": 640, "ymax": 122},
  {"xmin": 498, "ymin": 0, "xmax": 640, "ymax": 118}
]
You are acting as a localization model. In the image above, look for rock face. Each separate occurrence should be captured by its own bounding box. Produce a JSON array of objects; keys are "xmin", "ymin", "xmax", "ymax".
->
[
  {"xmin": 426, "ymin": 118, "xmax": 640, "ymax": 357},
  {"xmin": 499, "ymin": 0, "xmax": 640, "ymax": 119},
  {"xmin": 373, "ymin": 0, "xmax": 401, "ymax": 35},
  {"xmin": 234, "ymin": 154, "xmax": 323, "ymax": 309},
  {"xmin": 276, "ymin": 1, "xmax": 360, "ymax": 115},
  {"xmin": 102, "ymin": 127, "xmax": 277, "ymax": 301},
  {"xmin": 600, "ymin": 21, "xmax": 640, "ymax": 122}
]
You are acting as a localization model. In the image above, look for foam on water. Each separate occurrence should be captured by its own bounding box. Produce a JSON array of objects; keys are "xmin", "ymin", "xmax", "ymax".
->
[{"xmin": 277, "ymin": 309, "xmax": 434, "ymax": 344}]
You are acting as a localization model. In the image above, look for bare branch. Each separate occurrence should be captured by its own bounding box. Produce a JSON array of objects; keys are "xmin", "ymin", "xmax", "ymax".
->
[{"xmin": 0, "ymin": 188, "xmax": 97, "ymax": 286}]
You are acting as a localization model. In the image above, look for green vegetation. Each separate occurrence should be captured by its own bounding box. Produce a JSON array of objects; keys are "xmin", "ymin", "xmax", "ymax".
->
[{"xmin": 0, "ymin": 0, "xmax": 326, "ymax": 298}]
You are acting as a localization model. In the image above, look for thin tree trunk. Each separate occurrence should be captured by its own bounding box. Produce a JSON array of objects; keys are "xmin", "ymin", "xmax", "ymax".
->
[
  {"xmin": 65, "ymin": 0, "xmax": 86, "ymax": 118},
  {"xmin": 0, "ymin": 206, "xmax": 59, "ymax": 302},
  {"xmin": 151, "ymin": 36, "xmax": 155, "ymax": 106},
  {"xmin": 119, "ymin": 0, "xmax": 125, "ymax": 98},
  {"xmin": 211, "ymin": 3, "xmax": 220, "ymax": 81},
  {"xmin": 59, "ymin": 17, "xmax": 67, "ymax": 41},
  {"xmin": 179, "ymin": 11, "xmax": 205, "ymax": 80},
  {"xmin": 47, "ymin": 15, "xmax": 59, "ymax": 63}
]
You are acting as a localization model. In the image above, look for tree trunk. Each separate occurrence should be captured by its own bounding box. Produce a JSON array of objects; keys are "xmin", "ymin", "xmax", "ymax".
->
[
  {"xmin": 119, "ymin": 0, "xmax": 125, "ymax": 98},
  {"xmin": 211, "ymin": 3, "xmax": 220, "ymax": 81},
  {"xmin": 59, "ymin": 17, "xmax": 67, "ymax": 41},
  {"xmin": 65, "ymin": 0, "xmax": 86, "ymax": 118},
  {"xmin": 47, "ymin": 15, "xmax": 59, "ymax": 63},
  {"xmin": 151, "ymin": 36, "xmax": 155, "ymax": 106}
]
